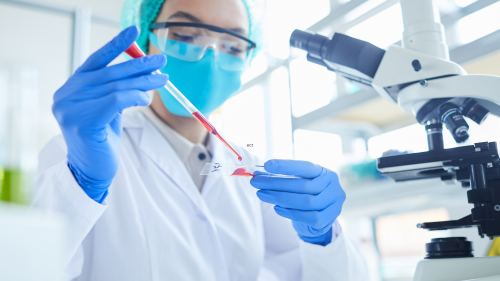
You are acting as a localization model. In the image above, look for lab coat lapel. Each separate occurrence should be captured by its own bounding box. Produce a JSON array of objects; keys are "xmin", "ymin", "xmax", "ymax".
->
[
  {"xmin": 139, "ymin": 119, "xmax": 209, "ymax": 213},
  {"xmin": 127, "ymin": 113, "xmax": 232, "ymax": 281},
  {"xmin": 202, "ymin": 134, "xmax": 232, "ymax": 197}
]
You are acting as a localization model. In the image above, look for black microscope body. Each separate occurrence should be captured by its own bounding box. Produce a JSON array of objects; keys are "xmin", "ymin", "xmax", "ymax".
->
[{"xmin": 378, "ymin": 139, "xmax": 500, "ymax": 258}]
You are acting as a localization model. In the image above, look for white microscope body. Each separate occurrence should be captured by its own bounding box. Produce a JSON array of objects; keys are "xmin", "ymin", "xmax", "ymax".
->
[
  {"xmin": 373, "ymin": 1, "xmax": 500, "ymax": 280},
  {"xmin": 373, "ymin": 0, "xmax": 500, "ymax": 121},
  {"xmin": 289, "ymin": 0, "xmax": 500, "ymax": 280}
]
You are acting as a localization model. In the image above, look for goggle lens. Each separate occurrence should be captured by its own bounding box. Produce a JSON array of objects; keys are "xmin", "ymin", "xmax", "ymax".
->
[{"xmin": 153, "ymin": 25, "xmax": 254, "ymax": 72}]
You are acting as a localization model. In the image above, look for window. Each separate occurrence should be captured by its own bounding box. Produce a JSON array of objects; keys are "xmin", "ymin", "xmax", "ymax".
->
[
  {"xmin": 241, "ymin": 54, "xmax": 268, "ymax": 84},
  {"xmin": 289, "ymin": 55, "xmax": 337, "ymax": 117},
  {"xmin": 456, "ymin": 1, "xmax": 500, "ymax": 44},
  {"xmin": 346, "ymin": 3, "xmax": 403, "ymax": 49},
  {"xmin": 367, "ymin": 123, "xmax": 453, "ymax": 159},
  {"xmin": 454, "ymin": 0, "xmax": 478, "ymax": 8},
  {"xmin": 267, "ymin": 0, "xmax": 330, "ymax": 59},
  {"xmin": 294, "ymin": 129, "xmax": 342, "ymax": 172},
  {"xmin": 344, "ymin": 0, "xmax": 386, "ymax": 22},
  {"xmin": 220, "ymin": 86, "xmax": 267, "ymax": 159},
  {"xmin": 368, "ymin": 115, "xmax": 500, "ymax": 159},
  {"xmin": 269, "ymin": 67, "xmax": 294, "ymax": 159},
  {"xmin": 376, "ymin": 208, "xmax": 451, "ymax": 279}
]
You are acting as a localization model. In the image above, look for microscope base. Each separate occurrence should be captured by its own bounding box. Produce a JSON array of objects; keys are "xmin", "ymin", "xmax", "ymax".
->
[{"xmin": 413, "ymin": 256, "xmax": 500, "ymax": 281}]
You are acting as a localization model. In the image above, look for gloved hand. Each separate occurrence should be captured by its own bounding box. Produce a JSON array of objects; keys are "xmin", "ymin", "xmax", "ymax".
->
[
  {"xmin": 251, "ymin": 160, "xmax": 345, "ymax": 246},
  {"xmin": 52, "ymin": 26, "xmax": 168, "ymax": 203}
]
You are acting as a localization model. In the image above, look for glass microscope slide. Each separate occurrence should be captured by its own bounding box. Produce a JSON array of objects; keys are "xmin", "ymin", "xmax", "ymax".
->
[{"xmin": 200, "ymin": 163, "xmax": 300, "ymax": 178}]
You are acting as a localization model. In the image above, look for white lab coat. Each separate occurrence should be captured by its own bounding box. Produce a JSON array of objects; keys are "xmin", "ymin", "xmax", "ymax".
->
[{"xmin": 33, "ymin": 110, "xmax": 368, "ymax": 281}]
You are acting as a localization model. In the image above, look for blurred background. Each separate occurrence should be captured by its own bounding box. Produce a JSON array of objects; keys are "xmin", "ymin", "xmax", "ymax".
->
[{"xmin": 1, "ymin": 0, "xmax": 500, "ymax": 280}]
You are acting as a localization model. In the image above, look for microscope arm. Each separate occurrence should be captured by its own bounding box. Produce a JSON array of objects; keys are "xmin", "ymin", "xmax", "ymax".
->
[{"xmin": 397, "ymin": 74, "xmax": 500, "ymax": 118}]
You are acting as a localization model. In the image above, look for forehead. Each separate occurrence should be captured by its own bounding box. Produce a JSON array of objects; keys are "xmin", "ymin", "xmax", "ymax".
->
[{"xmin": 156, "ymin": 0, "xmax": 250, "ymax": 36}]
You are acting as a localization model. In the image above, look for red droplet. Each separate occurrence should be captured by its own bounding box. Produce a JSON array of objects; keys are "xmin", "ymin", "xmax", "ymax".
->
[{"xmin": 231, "ymin": 168, "xmax": 254, "ymax": 177}]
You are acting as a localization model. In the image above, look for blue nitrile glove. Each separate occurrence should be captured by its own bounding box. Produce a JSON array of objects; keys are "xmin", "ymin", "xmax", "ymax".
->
[
  {"xmin": 251, "ymin": 160, "xmax": 346, "ymax": 246},
  {"xmin": 52, "ymin": 26, "xmax": 168, "ymax": 203}
]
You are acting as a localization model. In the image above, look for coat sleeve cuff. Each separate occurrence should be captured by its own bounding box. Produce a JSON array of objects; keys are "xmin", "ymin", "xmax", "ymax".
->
[
  {"xmin": 56, "ymin": 161, "xmax": 107, "ymax": 217},
  {"xmin": 299, "ymin": 228, "xmax": 369, "ymax": 281},
  {"xmin": 35, "ymin": 161, "xmax": 107, "ymax": 221},
  {"xmin": 300, "ymin": 224, "xmax": 345, "ymax": 257},
  {"xmin": 33, "ymin": 160, "xmax": 108, "ymax": 268}
]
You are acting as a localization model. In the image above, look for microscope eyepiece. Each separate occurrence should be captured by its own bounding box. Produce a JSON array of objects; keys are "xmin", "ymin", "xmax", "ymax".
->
[
  {"xmin": 462, "ymin": 98, "xmax": 490, "ymax": 125},
  {"xmin": 289, "ymin": 30, "xmax": 329, "ymax": 59},
  {"xmin": 439, "ymin": 102, "xmax": 469, "ymax": 143}
]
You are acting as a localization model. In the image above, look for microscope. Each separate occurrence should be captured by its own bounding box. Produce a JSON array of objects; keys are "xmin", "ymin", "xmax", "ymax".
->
[{"xmin": 290, "ymin": 0, "xmax": 500, "ymax": 280}]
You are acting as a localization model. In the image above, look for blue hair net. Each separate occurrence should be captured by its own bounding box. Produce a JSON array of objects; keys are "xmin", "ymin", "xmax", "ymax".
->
[{"xmin": 120, "ymin": 0, "xmax": 265, "ymax": 59}]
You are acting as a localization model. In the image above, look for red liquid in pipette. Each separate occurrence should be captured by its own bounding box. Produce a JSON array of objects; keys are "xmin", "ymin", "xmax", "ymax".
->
[
  {"xmin": 124, "ymin": 42, "xmax": 242, "ymax": 162},
  {"xmin": 192, "ymin": 111, "xmax": 243, "ymax": 161},
  {"xmin": 231, "ymin": 168, "xmax": 254, "ymax": 177}
]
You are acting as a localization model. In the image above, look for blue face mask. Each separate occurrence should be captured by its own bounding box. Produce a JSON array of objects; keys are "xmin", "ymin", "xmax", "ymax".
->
[{"xmin": 149, "ymin": 33, "xmax": 244, "ymax": 117}]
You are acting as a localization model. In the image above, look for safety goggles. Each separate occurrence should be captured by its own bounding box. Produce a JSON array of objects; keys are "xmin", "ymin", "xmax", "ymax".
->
[{"xmin": 149, "ymin": 22, "xmax": 257, "ymax": 71}]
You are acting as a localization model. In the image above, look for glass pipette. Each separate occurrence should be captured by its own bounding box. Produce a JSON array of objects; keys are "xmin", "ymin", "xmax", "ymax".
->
[{"xmin": 124, "ymin": 42, "xmax": 242, "ymax": 161}]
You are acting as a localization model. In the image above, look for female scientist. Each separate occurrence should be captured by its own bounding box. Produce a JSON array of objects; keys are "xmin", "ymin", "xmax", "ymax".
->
[{"xmin": 34, "ymin": 0, "xmax": 368, "ymax": 280}]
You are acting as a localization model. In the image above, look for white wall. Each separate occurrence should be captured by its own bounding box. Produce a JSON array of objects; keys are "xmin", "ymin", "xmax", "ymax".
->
[
  {"xmin": 0, "ymin": 0, "xmax": 124, "ymax": 151},
  {"xmin": 40, "ymin": 0, "xmax": 125, "ymax": 18}
]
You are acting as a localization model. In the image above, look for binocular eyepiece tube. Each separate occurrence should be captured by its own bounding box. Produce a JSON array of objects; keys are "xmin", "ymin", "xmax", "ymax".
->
[{"xmin": 289, "ymin": 29, "xmax": 386, "ymax": 80}]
